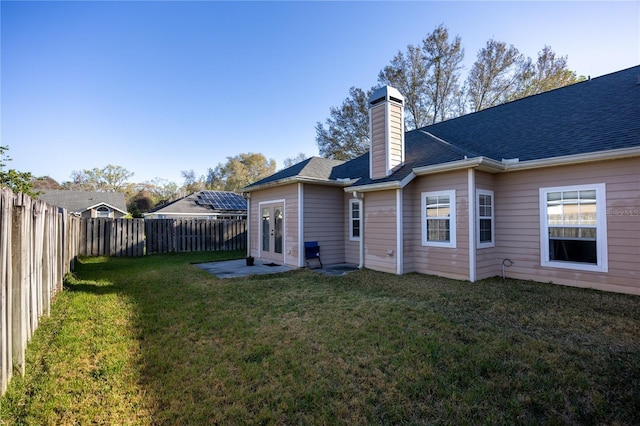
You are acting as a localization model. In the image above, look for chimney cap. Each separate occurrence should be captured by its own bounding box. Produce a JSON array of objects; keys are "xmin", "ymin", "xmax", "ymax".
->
[{"xmin": 369, "ymin": 86, "xmax": 404, "ymax": 107}]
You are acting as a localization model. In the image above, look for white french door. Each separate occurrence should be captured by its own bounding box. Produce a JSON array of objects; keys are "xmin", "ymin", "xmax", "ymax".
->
[{"xmin": 260, "ymin": 202, "xmax": 284, "ymax": 262}]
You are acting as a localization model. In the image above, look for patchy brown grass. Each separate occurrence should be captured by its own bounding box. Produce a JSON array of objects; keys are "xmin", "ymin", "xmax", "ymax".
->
[{"xmin": 1, "ymin": 251, "xmax": 639, "ymax": 424}]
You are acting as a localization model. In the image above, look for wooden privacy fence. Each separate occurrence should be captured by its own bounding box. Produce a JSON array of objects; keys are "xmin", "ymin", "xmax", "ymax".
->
[
  {"xmin": 0, "ymin": 191, "xmax": 245, "ymax": 395},
  {"xmin": 145, "ymin": 218, "xmax": 247, "ymax": 254},
  {"xmin": 79, "ymin": 218, "xmax": 145, "ymax": 257},
  {"xmin": 79, "ymin": 218, "xmax": 247, "ymax": 256},
  {"xmin": 0, "ymin": 188, "xmax": 80, "ymax": 395}
]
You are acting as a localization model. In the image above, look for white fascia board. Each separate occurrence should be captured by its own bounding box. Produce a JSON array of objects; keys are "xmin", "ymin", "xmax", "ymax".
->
[
  {"xmin": 412, "ymin": 147, "xmax": 640, "ymax": 176},
  {"xmin": 243, "ymin": 176, "xmax": 355, "ymax": 193},
  {"xmin": 500, "ymin": 146, "xmax": 640, "ymax": 171},
  {"xmin": 344, "ymin": 172, "xmax": 416, "ymax": 194},
  {"xmin": 413, "ymin": 157, "xmax": 503, "ymax": 176}
]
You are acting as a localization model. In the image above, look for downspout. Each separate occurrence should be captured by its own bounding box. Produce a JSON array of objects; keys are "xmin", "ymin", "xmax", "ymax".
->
[
  {"xmin": 396, "ymin": 188, "xmax": 403, "ymax": 275},
  {"xmin": 298, "ymin": 183, "xmax": 304, "ymax": 267},
  {"xmin": 358, "ymin": 192, "xmax": 365, "ymax": 269},
  {"xmin": 245, "ymin": 195, "xmax": 251, "ymax": 257},
  {"xmin": 468, "ymin": 169, "xmax": 476, "ymax": 282}
]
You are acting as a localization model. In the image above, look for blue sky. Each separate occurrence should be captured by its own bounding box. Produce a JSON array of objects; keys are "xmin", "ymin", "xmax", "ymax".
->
[{"xmin": 2, "ymin": 1, "xmax": 639, "ymax": 186}]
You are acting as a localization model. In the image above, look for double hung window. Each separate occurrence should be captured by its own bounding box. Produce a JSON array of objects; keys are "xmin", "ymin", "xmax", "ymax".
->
[
  {"xmin": 349, "ymin": 199, "xmax": 361, "ymax": 241},
  {"xmin": 477, "ymin": 190, "xmax": 494, "ymax": 248},
  {"xmin": 540, "ymin": 184, "xmax": 607, "ymax": 272},
  {"xmin": 422, "ymin": 190, "xmax": 456, "ymax": 248}
]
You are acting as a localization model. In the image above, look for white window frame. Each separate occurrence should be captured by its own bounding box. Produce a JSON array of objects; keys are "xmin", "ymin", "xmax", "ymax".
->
[
  {"xmin": 421, "ymin": 190, "xmax": 456, "ymax": 248},
  {"xmin": 477, "ymin": 189, "xmax": 495, "ymax": 249},
  {"xmin": 539, "ymin": 183, "xmax": 608, "ymax": 272},
  {"xmin": 349, "ymin": 199, "xmax": 361, "ymax": 241},
  {"xmin": 96, "ymin": 205, "xmax": 111, "ymax": 218}
]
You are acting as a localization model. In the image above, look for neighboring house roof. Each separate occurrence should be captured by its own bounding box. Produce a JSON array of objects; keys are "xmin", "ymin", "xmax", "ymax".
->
[
  {"xmin": 245, "ymin": 65, "xmax": 640, "ymax": 192},
  {"xmin": 146, "ymin": 191, "xmax": 247, "ymax": 216},
  {"xmin": 39, "ymin": 190, "xmax": 128, "ymax": 214}
]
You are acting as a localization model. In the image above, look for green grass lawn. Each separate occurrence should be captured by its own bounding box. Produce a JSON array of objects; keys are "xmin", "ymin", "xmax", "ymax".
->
[{"xmin": 1, "ymin": 251, "xmax": 639, "ymax": 425}]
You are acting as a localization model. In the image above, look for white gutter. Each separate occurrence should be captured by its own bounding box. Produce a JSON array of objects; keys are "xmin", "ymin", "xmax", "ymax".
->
[
  {"xmin": 344, "ymin": 172, "xmax": 416, "ymax": 194},
  {"xmin": 500, "ymin": 146, "xmax": 640, "ymax": 171},
  {"xmin": 243, "ymin": 176, "xmax": 356, "ymax": 193},
  {"xmin": 244, "ymin": 147, "xmax": 640, "ymax": 196},
  {"xmin": 413, "ymin": 157, "xmax": 503, "ymax": 176},
  {"xmin": 412, "ymin": 147, "xmax": 640, "ymax": 176}
]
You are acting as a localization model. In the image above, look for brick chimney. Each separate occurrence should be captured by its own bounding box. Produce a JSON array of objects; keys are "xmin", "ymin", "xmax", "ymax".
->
[{"xmin": 368, "ymin": 86, "xmax": 405, "ymax": 180}]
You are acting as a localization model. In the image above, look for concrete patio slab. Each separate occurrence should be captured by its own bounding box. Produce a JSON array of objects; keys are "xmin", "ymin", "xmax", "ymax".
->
[
  {"xmin": 195, "ymin": 259, "xmax": 358, "ymax": 279},
  {"xmin": 195, "ymin": 258, "xmax": 292, "ymax": 278}
]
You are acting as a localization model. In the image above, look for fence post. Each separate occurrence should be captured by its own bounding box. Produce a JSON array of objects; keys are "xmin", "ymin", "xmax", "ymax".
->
[
  {"xmin": 0, "ymin": 189, "xmax": 13, "ymax": 393},
  {"xmin": 11, "ymin": 194, "xmax": 29, "ymax": 377}
]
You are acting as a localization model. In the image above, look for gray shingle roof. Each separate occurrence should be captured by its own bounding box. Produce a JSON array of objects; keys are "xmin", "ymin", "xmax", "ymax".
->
[
  {"xmin": 247, "ymin": 65, "xmax": 640, "ymax": 191},
  {"xmin": 422, "ymin": 65, "xmax": 640, "ymax": 163},
  {"xmin": 39, "ymin": 190, "xmax": 127, "ymax": 213},
  {"xmin": 245, "ymin": 156, "xmax": 345, "ymax": 189}
]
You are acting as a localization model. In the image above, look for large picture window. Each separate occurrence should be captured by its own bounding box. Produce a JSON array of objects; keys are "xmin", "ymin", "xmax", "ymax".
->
[
  {"xmin": 421, "ymin": 190, "xmax": 456, "ymax": 248},
  {"xmin": 349, "ymin": 199, "xmax": 361, "ymax": 241},
  {"xmin": 540, "ymin": 184, "xmax": 607, "ymax": 272},
  {"xmin": 477, "ymin": 190, "xmax": 494, "ymax": 248}
]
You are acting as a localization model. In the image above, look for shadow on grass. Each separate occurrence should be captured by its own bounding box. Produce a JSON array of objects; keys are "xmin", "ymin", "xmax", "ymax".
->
[
  {"xmin": 23, "ymin": 251, "xmax": 640, "ymax": 424},
  {"xmin": 64, "ymin": 282, "xmax": 120, "ymax": 295}
]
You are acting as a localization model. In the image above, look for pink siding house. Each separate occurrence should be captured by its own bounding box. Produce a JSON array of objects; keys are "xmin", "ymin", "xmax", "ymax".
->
[{"xmin": 242, "ymin": 66, "xmax": 640, "ymax": 295}]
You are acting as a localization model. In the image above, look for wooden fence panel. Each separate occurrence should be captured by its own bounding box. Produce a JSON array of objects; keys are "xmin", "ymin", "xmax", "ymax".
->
[
  {"xmin": 0, "ymin": 190, "xmax": 81, "ymax": 395},
  {"xmin": 111, "ymin": 219, "xmax": 144, "ymax": 257},
  {"xmin": 169, "ymin": 219, "xmax": 246, "ymax": 253},
  {"xmin": 11, "ymin": 193, "xmax": 29, "ymax": 378},
  {"xmin": 145, "ymin": 219, "xmax": 174, "ymax": 255},
  {"xmin": 0, "ymin": 189, "xmax": 13, "ymax": 393},
  {"xmin": 141, "ymin": 218, "xmax": 245, "ymax": 255},
  {"xmin": 1, "ymin": 206, "xmax": 246, "ymax": 395}
]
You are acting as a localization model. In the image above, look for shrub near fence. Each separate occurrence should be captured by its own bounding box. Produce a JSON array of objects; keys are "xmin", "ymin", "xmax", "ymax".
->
[{"xmin": 0, "ymin": 188, "xmax": 79, "ymax": 395}]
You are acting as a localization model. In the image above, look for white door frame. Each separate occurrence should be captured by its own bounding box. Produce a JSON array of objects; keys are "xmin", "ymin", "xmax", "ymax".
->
[{"xmin": 258, "ymin": 199, "xmax": 286, "ymax": 263}]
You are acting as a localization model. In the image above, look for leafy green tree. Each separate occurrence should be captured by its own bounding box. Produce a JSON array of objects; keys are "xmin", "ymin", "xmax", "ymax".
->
[
  {"xmin": 148, "ymin": 178, "xmax": 179, "ymax": 203},
  {"xmin": 65, "ymin": 164, "xmax": 133, "ymax": 192},
  {"xmin": 100, "ymin": 164, "xmax": 134, "ymax": 192},
  {"xmin": 206, "ymin": 153, "xmax": 276, "ymax": 191},
  {"xmin": 127, "ymin": 189, "xmax": 155, "ymax": 218},
  {"xmin": 127, "ymin": 178, "xmax": 180, "ymax": 216},
  {"xmin": 315, "ymin": 87, "xmax": 372, "ymax": 160},
  {"xmin": 466, "ymin": 39, "xmax": 528, "ymax": 112},
  {"xmin": 0, "ymin": 145, "xmax": 37, "ymax": 197}
]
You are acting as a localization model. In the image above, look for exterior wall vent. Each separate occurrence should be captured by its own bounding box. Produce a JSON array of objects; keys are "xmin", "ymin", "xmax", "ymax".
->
[
  {"xmin": 368, "ymin": 86, "xmax": 405, "ymax": 180},
  {"xmin": 370, "ymin": 96, "xmax": 386, "ymax": 106}
]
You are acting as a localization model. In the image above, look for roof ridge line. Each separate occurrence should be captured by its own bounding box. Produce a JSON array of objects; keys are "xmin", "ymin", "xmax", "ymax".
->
[{"xmin": 418, "ymin": 130, "xmax": 479, "ymax": 158}]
